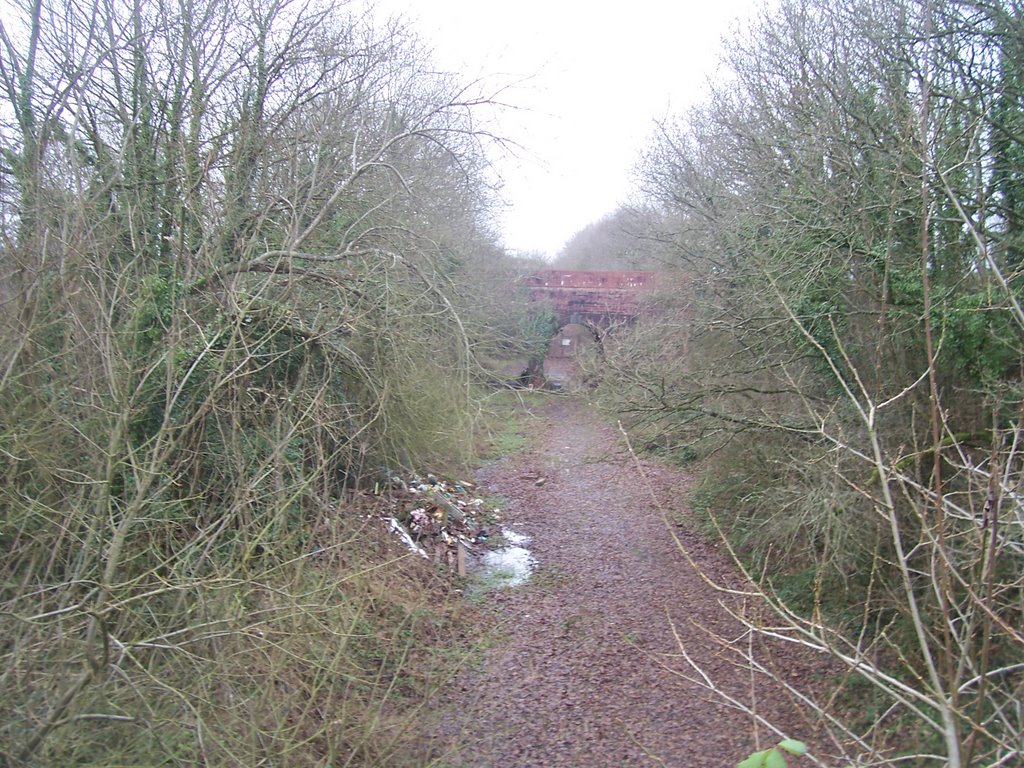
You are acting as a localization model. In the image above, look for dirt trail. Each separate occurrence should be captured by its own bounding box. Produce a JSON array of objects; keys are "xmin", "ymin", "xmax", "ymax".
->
[{"xmin": 433, "ymin": 397, "xmax": 827, "ymax": 768}]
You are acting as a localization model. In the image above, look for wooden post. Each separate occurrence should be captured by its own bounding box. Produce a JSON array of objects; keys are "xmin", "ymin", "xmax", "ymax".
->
[{"xmin": 456, "ymin": 539, "xmax": 467, "ymax": 577}]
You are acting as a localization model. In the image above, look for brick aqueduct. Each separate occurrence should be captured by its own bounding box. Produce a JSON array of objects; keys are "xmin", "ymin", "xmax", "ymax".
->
[{"xmin": 521, "ymin": 270, "xmax": 660, "ymax": 328}]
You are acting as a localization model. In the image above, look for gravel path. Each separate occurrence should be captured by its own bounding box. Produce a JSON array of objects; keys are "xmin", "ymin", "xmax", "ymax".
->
[{"xmin": 433, "ymin": 397, "xmax": 830, "ymax": 768}]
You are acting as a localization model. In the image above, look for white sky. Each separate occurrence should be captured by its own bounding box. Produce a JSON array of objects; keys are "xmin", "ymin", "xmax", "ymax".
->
[{"xmin": 372, "ymin": 0, "xmax": 760, "ymax": 258}]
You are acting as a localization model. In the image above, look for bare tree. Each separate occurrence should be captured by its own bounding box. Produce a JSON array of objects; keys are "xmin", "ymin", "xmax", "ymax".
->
[
  {"xmin": 605, "ymin": 0, "xmax": 1024, "ymax": 765},
  {"xmin": 0, "ymin": 0, "xmax": 515, "ymax": 763}
]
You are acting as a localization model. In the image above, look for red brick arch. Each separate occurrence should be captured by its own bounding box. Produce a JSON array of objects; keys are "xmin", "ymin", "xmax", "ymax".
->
[{"xmin": 521, "ymin": 270, "xmax": 660, "ymax": 328}]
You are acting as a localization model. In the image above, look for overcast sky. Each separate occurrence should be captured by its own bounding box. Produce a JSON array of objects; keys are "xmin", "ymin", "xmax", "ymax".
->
[{"xmin": 372, "ymin": 0, "xmax": 761, "ymax": 259}]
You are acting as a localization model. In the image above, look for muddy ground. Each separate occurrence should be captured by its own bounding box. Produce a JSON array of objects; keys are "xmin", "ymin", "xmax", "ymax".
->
[{"xmin": 428, "ymin": 397, "xmax": 836, "ymax": 768}]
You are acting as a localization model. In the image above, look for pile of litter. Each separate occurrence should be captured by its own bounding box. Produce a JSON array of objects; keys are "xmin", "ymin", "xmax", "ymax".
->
[{"xmin": 376, "ymin": 473, "xmax": 500, "ymax": 575}]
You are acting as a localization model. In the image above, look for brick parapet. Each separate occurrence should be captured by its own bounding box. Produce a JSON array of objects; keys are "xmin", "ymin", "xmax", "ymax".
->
[{"xmin": 521, "ymin": 270, "xmax": 660, "ymax": 326}]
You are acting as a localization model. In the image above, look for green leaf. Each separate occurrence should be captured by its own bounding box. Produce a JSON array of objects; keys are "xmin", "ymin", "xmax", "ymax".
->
[
  {"xmin": 778, "ymin": 739, "xmax": 807, "ymax": 757},
  {"xmin": 764, "ymin": 748, "xmax": 789, "ymax": 768},
  {"xmin": 737, "ymin": 750, "xmax": 770, "ymax": 768}
]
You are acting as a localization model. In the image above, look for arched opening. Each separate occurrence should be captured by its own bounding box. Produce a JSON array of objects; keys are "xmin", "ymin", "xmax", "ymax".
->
[{"xmin": 544, "ymin": 322, "xmax": 601, "ymax": 388}]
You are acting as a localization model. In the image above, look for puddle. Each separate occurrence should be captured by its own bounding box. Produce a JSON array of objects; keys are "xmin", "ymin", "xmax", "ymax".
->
[{"xmin": 473, "ymin": 528, "xmax": 536, "ymax": 588}]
